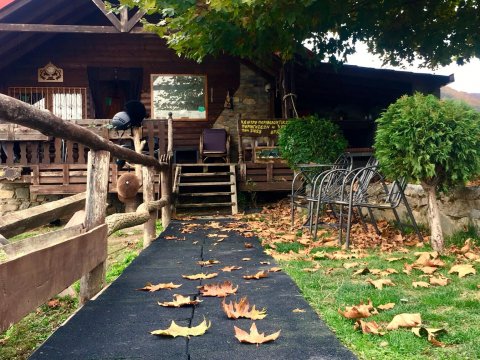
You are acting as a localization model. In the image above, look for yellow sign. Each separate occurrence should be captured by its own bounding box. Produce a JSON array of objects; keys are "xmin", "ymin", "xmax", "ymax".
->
[{"xmin": 239, "ymin": 119, "xmax": 288, "ymax": 137}]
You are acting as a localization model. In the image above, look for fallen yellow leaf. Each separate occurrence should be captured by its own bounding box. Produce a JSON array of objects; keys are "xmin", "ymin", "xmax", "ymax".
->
[
  {"xmin": 234, "ymin": 323, "xmax": 281, "ymax": 345},
  {"xmin": 158, "ymin": 294, "xmax": 202, "ymax": 307},
  {"xmin": 137, "ymin": 282, "xmax": 182, "ymax": 292},
  {"xmin": 151, "ymin": 318, "xmax": 211, "ymax": 337},
  {"xmin": 366, "ymin": 278, "xmax": 396, "ymax": 290},
  {"xmin": 412, "ymin": 281, "xmax": 431, "ymax": 288},
  {"xmin": 448, "ymin": 264, "xmax": 476, "ymax": 278},
  {"xmin": 386, "ymin": 313, "xmax": 422, "ymax": 330},
  {"xmin": 182, "ymin": 273, "xmax": 218, "ymax": 280},
  {"xmin": 377, "ymin": 303, "xmax": 396, "ymax": 311},
  {"xmin": 222, "ymin": 297, "xmax": 267, "ymax": 320}
]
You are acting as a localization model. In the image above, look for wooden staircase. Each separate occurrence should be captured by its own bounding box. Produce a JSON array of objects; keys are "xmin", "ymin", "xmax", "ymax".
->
[{"xmin": 173, "ymin": 164, "xmax": 238, "ymax": 215}]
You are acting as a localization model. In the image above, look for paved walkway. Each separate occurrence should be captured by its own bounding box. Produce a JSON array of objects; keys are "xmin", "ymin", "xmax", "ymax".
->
[{"xmin": 31, "ymin": 219, "xmax": 356, "ymax": 360}]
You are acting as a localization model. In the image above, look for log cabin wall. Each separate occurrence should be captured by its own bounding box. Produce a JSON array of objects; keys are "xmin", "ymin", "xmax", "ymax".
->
[{"xmin": 0, "ymin": 32, "xmax": 245, "ymax": 153}]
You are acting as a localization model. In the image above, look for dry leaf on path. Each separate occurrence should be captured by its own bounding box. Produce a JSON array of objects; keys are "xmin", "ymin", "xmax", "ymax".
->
[
  {"xmin": 137, "ymin": 282, "xmax": 182, "ymax": 292},
  {"xmin": 221, "ymin": 266, "xmax": 242, "ymax": 272},
  {"xmin": 412, "ymin": 281, "xmax": 431, "ymax": 288},
  {"xmin": 338, "ymin": 300, "xmax": 376, "ymax": 319},
  {"xmin": 242, "ymin": 257, "xmax": 252, "ymax": 261},
  {"xmin": 222, "ymin": 297, "xmax": 267, "ymax": 320},
  {"xmin": 292, "ymin": 308, "xmax": 306, "ymax": 313},
  {"xmin": 234, "ymin": 323, "xmax": 281, "ymax": 345},
  {"xmin": 158, "ymin": 294, "xmax": 202, "ymax": 307},
  {"xmin": 197, "ymin": 260, "xmax": 220, "ymax": 266},
  {"xmin": 151, "ymin": 318, "xmax": 211, "ymax": 337},
  {"xmin": 386, "ymin": 313, "xmax": 422, "ymax": 330},
  {"xmin": 244, "ymin": 242, "xmax": 253, "ymax": 248},
  {"xmin": 182, "ymin": 273, "xmax": 218, "ymax": 280},
  {"xmin": 377, "ymin": 303, "xmax": 396, "ymax": 311},
  {"xmin": 354, "ymin": 320, "xmax": 385, "ymax": 335},
  {"xmin": 260, "ymin": 261, "xmax": 270, "ymax": 265},
  {"xmin": 199, "ymin": 281, "xmax": 238, "ymax": 297},
  {"xmin": 243, "ymin": 270, "xmax": 269, "ymax": 280},
  {"xmin": 269, "ymin": 267, "xmax": 282, "ymax": 272},
  {"xmin": 366, "ymin": 278, "xmax": 396, "ymax": 290},
  {"xmin": 448, "ymin": 264, "xmax": 476, "ymax": 278}
]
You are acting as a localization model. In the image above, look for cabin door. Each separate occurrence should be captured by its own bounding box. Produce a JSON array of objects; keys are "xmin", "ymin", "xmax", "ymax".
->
[{"xmin": 87, "ymin": 67, "xmax": 143, "ymax": 119}]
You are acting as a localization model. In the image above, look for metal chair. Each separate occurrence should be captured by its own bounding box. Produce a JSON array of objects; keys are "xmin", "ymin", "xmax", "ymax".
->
[
  {"xmin": 335, "ymin": 165, "xmax": 423, "ymax": 248},
  {"xmin": 290, "ymin": 154, "xmax": 352, "ymax": 227}
]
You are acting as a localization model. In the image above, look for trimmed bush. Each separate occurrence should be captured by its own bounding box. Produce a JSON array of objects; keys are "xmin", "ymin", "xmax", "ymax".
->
[{"xmin": 278, "ymin": 115, "xmax": 347, "ymax": 168}]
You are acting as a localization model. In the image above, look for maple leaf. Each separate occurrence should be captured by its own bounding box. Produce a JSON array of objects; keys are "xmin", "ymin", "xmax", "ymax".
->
[
  {"xmin": 412, "ymin": 327, "xmax": 447, "ymax": 347},
  {"xmin": 269, "ymin": 267, "xmax": 282, "ymax": 272},
  {"xmin": 158, "ymin": 294, "xmax": 202, "ymax": 307},
  {"xmin": 242, "ymin": 257, "xmax": 252, "ymax": 261},
  {"xmin": 137, "ymin": 282, "xmax": 182, "ymax": 292},
  {"xmin": 234, "ymin": 323, "xmax": 281, "ymax": 345},
  {"xmin": 343, "ymin": 262, "xmax": 360, "ymax": 269},
  {"xmin": 448, "ymin": 264, "xmax": 476, "ymax": 278},
  {"xmin": 292, "ymin": 308, "xmax": 306, "ymax": 313},
  {"xmin": 386, "ymin": 313, "xmax": 422, "ymax": 330},
  {"xmin": 165, "ymin": 235, "xmax": 178, "ymax": 240},
  {"xmin": 222, "ymin": 297, "xmax": 267, "ymax": 320},
  {"xmin": 338, "ymin": 300, "xmax": 376, "ymax": 319},
  {"xmin": 386, "ymin": 257, "xmax": 405, "ymax": 262},
  {"xmin": 182, "ymin": 273, "xmax": 218, "ymax": 280},
  {"xmin": 403, "ymin": 263, "xmax": 413, "ymax": 275},
  {"xmin": 244, "ymin": 242, "xmax": 253, "ymax": 248},
  {"xmin": 47, "ymin": 299, "xmax": 60, "ymax": 308},
  {"xmin": 354, "ymin": 320, "xmax": 385, "ymax": 335},
  {"xmin": 412, "ymin": 281, "xmax": 431, "ymax": 288},
  {"xmin": 429, "ymin": 276, "xmax": 449, "ymax": 286},
  {"xmin": 151, "ymin": 318, "xmax": 211, "ymax": 337},
  {"xmin": 377, "ymin": 303, "xmax": 396, "ymax": 311},
  {"xmin": 199, "ymin": 281, "xmax": 238, "ymax": 297},
  {"xmin": 221, "ymin": 266, "xmax": 242, "ymax": 272},
  {"xmin": 366, "ymin": 278, "xmax": 396, "ymax": 290},
  {"xmin": 197, "ymin": 260, "xmax": 220, "ymax": 266},
  {"xmin": 243, "ymin": 270, "xmax": 269, "ymax": 280},
  {"xmin": 464, "ymin": 252, "xmax": 480, "ymax": 261},
  {"xmin": 415, "ymin": 266, "xmax": 438, "ymax": 275},
  {"xmin": 260, "ymin": 261, "xmax": 270, "ymax": 265}
]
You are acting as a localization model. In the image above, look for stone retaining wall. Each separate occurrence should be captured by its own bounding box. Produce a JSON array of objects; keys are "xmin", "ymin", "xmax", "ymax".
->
[
  {"xmin": 0, "ymin": 182, "xmax": 61, "ymax": 215},
  {"xmin": 373, "ymin": 184, "xmax": 480, "ymax": 236}
]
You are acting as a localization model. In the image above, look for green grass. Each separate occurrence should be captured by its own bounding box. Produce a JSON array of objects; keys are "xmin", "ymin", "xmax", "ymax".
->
[
  {"xmin": 282, "ymin": 249, "xmax": 480, "ymax": 360},
  {"xmin": 0, "ymin": 236, "xmax": 143, "ymax": 360},
  {"xmin": 446, "ymin": 225, "xmax": 479, "ymax": 247}
]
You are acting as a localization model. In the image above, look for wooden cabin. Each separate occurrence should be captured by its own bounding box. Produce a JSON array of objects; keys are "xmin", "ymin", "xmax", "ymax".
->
[{"xmin": 0, "ymin": 0, "xmax": 453, "ymax": 214}]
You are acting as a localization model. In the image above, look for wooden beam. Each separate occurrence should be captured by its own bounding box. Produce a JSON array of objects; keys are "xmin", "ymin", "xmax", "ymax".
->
[
  {"xmin": 142, "ymin": 166, "xmax": 156, "ymax": 248},
  {"xmin": 90, "ymin": 0, "xmax": 122, "ymax": 31},
  {"xmin": 0, "ymin": 94, "xmax": 169, "ymax": 171},
  {"xmin": 125, "ymin": 9, "xmax": 147, "ymax": 33},
  {"xmin": 0, "ymin": 23, "xmax": 147, "ymax": 33},
  {"xmin": 0, "ymin": 224, "xmax": 107, "ymax": 333},
  {"xmin": 0, "ymin": 192, "xmax": 86, "ymax": 239}
]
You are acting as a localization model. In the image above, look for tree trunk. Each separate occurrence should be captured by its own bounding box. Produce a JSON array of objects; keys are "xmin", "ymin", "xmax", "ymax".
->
[{"xmin": 421, "ymin": 182, "xmax": 444, "ymax": 252}]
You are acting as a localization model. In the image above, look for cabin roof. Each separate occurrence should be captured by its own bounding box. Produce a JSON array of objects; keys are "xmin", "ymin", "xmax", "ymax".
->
[{"xmin": 0, "ymin": 0, "xmax": 453, "ymax": 88}]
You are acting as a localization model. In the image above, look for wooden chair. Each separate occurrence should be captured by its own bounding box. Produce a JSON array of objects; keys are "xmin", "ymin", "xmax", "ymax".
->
[{"xmin": 199, "ymin": 128, "xmax": 230, "ymax": 163}]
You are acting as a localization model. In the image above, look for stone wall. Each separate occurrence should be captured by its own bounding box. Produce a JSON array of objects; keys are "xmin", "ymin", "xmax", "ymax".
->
[
  {"xmin": 213, "ymin": 64, "xmax": 271, "ymax": 162},
  {"xmin": 373, "ymin": 184, "xmax": 480, "ymax": 236},
  {"xmin": 0, "ymin": 182, "xmax": 61, "ymax": 215}
]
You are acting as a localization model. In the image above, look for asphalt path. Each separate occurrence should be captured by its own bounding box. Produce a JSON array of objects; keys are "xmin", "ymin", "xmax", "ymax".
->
[{"xmin": 31, "ymin": 219, "xmax": 356, "ymax": 360}]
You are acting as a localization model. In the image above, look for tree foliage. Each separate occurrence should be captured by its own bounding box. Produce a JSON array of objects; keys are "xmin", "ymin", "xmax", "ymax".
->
[
  {"xmin": 374, "ymin": 93, "xmax": 480, "ymax": 190},
  {"xmin": 119, "ymin": 0, "xmax": 479, "ymax": 67},
  {"xmin": 278, "ymin": 116, "xmax": 347, "ymax": 168}
]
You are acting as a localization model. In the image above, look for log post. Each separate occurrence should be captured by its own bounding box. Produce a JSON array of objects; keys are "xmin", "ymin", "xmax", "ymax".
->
[
  {"xmin": 167, "ymin": 112, "xmax": 173, "ymax": 156},
  {"xmin": 80, "ymin": 150, "xmax": 110, "ymax": 304},
  {"xmin": 142, "ymin": 166, "xmax": 156, "ymax": 248},
  {"xmin": 161, "ymin": 168, "xmax": 172, "ymax": 229}
]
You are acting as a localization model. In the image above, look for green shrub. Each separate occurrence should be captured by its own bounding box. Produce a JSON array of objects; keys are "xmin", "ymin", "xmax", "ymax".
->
[
  {"xmin": 375, "ymin": 92, "xmax": 480, "ymax": 251},
  {"xmin": 278, "ymin": 115, "xmax": 347, "ymax": 168}
]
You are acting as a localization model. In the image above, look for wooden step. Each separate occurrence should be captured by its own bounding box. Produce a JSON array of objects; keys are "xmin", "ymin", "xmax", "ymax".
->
[
  {"xmin": 176, "ymin": 202, "xmax": 235, "ymax": 208},
  {"xmin": 179, "ymin": 182, "xmax": 233, "ymax": 186},
  {"xmin": 179, "ymin": 192, "xmax": 233, "ymax": 196},
  {"xmin": 180, "ymin": 172, "xmax": 232, "ymax": 177}
]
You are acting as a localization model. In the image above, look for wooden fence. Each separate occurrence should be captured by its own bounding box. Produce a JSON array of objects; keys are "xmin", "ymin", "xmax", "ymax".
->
[{"xmin": 0, "ymin": 94, "xmax": 173, "ymax": 333}]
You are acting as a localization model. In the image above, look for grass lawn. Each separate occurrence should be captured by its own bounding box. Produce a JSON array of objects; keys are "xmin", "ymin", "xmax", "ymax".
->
[
  {"xmin": 0, "ymin": 224, "xmax": 154, "ymax": 360},
  {"xmin": 242, "ymin": 200, "xmax": 480, "ymax": 360}
]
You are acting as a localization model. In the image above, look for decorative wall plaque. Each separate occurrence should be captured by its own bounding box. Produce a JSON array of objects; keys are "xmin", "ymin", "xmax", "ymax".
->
[{"xmin": 38, "ymin": 62, "xmax": 63, "ymax": 82}]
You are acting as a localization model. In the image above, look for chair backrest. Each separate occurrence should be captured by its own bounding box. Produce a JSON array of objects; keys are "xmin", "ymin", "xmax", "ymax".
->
[
  {"xmin": 202, "ymin": 129, "xmax": 227, "ymax": 152},
  {"xmin": 334, "ymin": 153, "xmax": 353, "ymax": 171}
]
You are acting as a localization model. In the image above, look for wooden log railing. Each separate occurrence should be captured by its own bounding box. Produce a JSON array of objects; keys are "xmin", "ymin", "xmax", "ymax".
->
[
  {"xmin": 0, "ymin": 94, "xmax": 173, "ymax": 332},
  {"xmin": 0, "ymin": 119, "xmax": 168, "ymax": 166}
]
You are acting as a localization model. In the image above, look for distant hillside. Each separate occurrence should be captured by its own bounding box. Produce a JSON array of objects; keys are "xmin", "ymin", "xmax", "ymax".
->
[{"xmin": 441, "ymin": 87, "xmax": 480, "ymax": 111}]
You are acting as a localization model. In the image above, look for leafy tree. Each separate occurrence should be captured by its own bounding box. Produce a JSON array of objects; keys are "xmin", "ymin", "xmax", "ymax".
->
[
  {"xmin": 119, "ymin": 0, "xmax": 479, "ymax": 68},
  {"xmin": 374, "ymin": 93, "xmax": 480, "ymax": 252},
  {"xmin": 278, "ymin": 116, "xmax": 347, "ymax": 168}
]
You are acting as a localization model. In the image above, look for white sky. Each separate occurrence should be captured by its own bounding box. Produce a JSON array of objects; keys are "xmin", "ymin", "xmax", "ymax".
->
[{"xmin": 346, "ymin": 43, "xmax": 480, "ymax": 94}]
